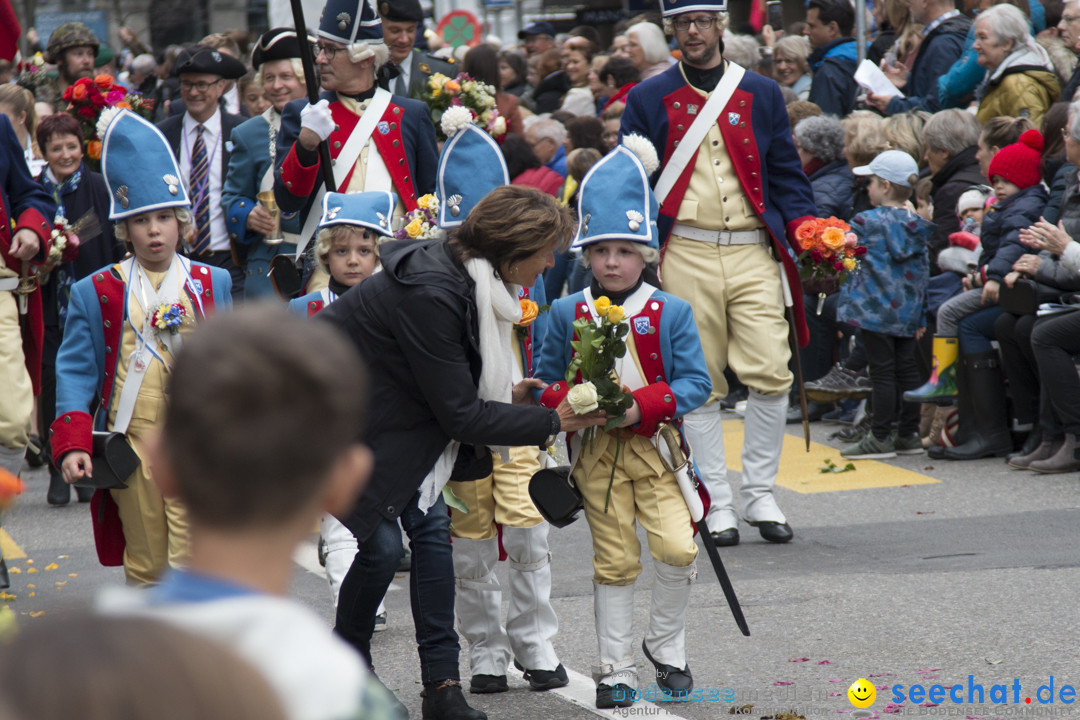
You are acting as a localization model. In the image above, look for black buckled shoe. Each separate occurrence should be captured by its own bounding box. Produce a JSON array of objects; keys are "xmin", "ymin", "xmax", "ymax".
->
[
  {"xmin": 710, "ymin": 528, "xmax": 739, "ymax": 547},
  {"xmin": 596, "ymin": 683, "xmax": 636, "ymax": 709},
  {"xmin": 421, "ymin": 680, "xmax": 487, "ymax": 720},
  {"xmin": 748, "ymin": 521, "xmax": 793, "ymax": 543},
  {"xmin": 514, "ymin": 661, "xmax": 568, "ymax": 690},
  {"xmin": 469, "ymin": 674, "xmax": 508, "ymax": 694},
  {"xmin": 642, "ymin": 641, "xmax": 693, "ymax": 696}
]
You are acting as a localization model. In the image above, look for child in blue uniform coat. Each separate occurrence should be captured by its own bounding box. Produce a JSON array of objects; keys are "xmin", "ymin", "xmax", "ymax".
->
[{"xmin": 533, "ymin": 137, "xmax": 711, "ymax": 709}]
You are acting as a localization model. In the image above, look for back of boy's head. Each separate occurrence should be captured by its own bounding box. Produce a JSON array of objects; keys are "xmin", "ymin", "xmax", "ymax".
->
[
  {"xmin": 163, "ymin": 305, "xmax": 368, "ymax": 529},
  {"xmin": 567, "ymin": 147, "xmax": 602, "ymax": 183},
  {"xmin": 987, "ymin": 129, "xmax": 1044, "ymax": 191}
]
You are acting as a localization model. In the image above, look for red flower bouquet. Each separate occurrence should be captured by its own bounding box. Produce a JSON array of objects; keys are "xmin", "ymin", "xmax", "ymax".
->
[{"xmin": 63, "ymin": 75, "xmax": 155, "ymax": 169}]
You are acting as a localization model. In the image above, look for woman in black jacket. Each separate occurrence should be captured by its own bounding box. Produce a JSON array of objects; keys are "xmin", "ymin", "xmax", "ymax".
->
[
  {"xmin": 321, "ymin": 186, "xmax": 603, "ymax": 720},
  {"xmin": 34, "ymin": 112, "xmax": 120, "ymax": 506}
]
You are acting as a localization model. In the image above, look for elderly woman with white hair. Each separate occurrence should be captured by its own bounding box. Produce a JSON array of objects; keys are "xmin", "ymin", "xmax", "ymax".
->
[
  {"xmin": 974, "ymin": 3, "xmax": 1061, "ymax": 128},
  {"xmin": 794, "ymin": 115, "xmax": 853, "ymax": 220},
  {"xmin": 623, "ymin": 21, "xmax": 673, "ymax": 80}
]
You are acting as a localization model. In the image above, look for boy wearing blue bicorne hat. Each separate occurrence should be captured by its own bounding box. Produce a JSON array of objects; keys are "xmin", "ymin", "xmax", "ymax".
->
[
  {"xmin": 51, "ymin": 108, "xmax": 232, "ymax": 586},
  {"xmin": 533, "ymin": 136, "xmax": 712, "ymax": 709},
  {"xmin": 274, "ymin": 0, "xmax": 438, "ymax": 268},
  {"xmin": 436, "ymin": 122, "xmax": 569, "ymax": 696}
]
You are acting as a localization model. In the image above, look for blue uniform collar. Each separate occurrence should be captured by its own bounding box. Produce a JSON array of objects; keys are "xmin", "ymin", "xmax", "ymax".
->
[{"xmin": 151, "ymin": 569, "xmax": 259, "ymax": 604}]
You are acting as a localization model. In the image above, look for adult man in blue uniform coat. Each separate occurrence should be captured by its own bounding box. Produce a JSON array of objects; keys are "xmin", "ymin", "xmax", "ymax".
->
[
  {"xmin": 222, "ymin": 28, "xmax": 313, "ymax": 299},
  {"xmin": 620, "ymin": 0, "xmax": 817, "ymax": 548}
]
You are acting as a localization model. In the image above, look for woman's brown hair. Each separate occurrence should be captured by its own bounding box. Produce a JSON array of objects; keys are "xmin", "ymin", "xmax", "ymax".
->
[{"xmin": 454, "ymin": 185, "xmax": 575, "ymax": 275}]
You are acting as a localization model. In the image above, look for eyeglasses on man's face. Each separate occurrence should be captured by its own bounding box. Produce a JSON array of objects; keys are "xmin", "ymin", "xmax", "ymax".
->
[
  {"xmin": 673, "ymin": 16, "xmax": 717, "ymax": 32},
  {"xmin": 180, "ymin": 79, "xmax": 223, "ymax": 93},
  {"xmin": 316, "ymin": 43, "xmax": 345, "ymax": 60}
]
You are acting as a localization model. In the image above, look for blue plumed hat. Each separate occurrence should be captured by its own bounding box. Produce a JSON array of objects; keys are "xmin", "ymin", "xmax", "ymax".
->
[
  {"xmin": 318, "ymin": 191, "xmax": 398, "ymax": 235},
  {"xmin": 99, "ymin": 108, "xmax": 189, "ymax": 221},
  {"xmin": 319, "ymin": 0, "xmax": 384, "ymax": 49},
  {"xmin": 660, "ymin": 0, "xmax": 727, "ymax": 18},
  {"xmin": 573, "ymin": 135, "xmax": 661, "ymax": 250},
  {"xmin": 436, "ymin": 122, "xmax": 509, "ymax": 229}
]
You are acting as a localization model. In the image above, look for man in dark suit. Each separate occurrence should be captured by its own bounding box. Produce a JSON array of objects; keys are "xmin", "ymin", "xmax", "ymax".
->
[
  {"xmin": 377, "ymin": 0, "xmax": 456, "ymax": 99},
  {"xmin": 157, "ymin": 45, "xmax": 247, "ymax": 300}
]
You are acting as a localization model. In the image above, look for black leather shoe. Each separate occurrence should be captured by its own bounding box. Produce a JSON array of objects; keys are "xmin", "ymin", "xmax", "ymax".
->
[
  {"xmin": 928, "ymin": 445, "xmax": 947, "ymax": 460},
  {"xmin": 421, "ymin": 680, "xmax": 486, "ymax": 720},
  {"xmin": 75, "ymin": 485, "xmax": 94, "ymax": 503},
  {"xmin": 25, "ymin": 435, "xmax": 45, "ymax": 468},
  {"xmin": 596, "ymin": 683, "xmax": 635, "ymax": 709},
  {"xmin": 710, "ymin": 528, "xmax": 739, "ymax": 547},
  {"xmin": 749, "ymin": 521, "xmax": 793, "ymax": 543},
  {"xmin": 46, "ymin": 471, "xmax": 70, "ymax": 506},
  {"xmin": 518, "ymin": 662, "xmax": 568, "ymax": 691},
  {"xmin": 642, "ymin": 641, "xmax": 693, "ymax": 695},
  {"xmin": 0, "ymin": 557, "xmax": 8, "ymax": 590},
  {"xmin": 469, "ymin": 674, "xmax": 508, "ymax": 694}
]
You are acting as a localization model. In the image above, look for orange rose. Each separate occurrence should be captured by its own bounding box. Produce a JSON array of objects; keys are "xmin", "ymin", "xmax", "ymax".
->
[
  {"xmin": 822, "ymin": 227, "xmax": 846, "ymax": 252},
  {"xmin": 87, "ymin": 141, "xmax": 102, "ymax": 159},
  {"xmin": 794, "ymin": 221, "xmax": 817, "ymax": 252},
  {"xmin": 444, "ymin": 80, "xmax": 461, "ymax": 94},
  {"xmin": 71, "ymin": 83, "xmax": 88, "ymax": 101},
  {"xmin": 94, "ymin": 74, "xmax": 114, "ymax": 88},
  {"xmin": 117, "ymin": 101, "xmax": 132, "ymax": 109},
  {"xmin": 517, "ymin": 299, "xmax": 539, "ymax": 327}
]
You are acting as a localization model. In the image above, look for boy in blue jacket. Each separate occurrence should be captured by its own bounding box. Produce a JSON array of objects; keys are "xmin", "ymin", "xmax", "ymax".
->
[{"xmin": 534, "ymin": 137, "xmax": 711, "ymax": 709}]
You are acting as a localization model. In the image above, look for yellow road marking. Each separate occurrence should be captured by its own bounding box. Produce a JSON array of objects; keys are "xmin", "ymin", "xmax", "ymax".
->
[
  {"xmin": 0, "ymin": 529, "xmax": 26, "ymax": 560},
  {"xmin": 721, "ymin": 419, "xmax": 940, "ymax": 493}
]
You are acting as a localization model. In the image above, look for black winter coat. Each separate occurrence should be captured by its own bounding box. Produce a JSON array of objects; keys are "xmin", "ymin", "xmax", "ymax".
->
[
  {"xmin": 930, "ymin": 145, "xmax": 985, "ymax": 271},
  {"xmin": 979, "ymin": 184, "xmax": 1048, "ymax": 283},
  {"xmin": 808, "ymin": 159, "xmax": 854, "ymax": 220},
  {"xmin": 320, "ymin": 238, "xmax": 555, "ymax": 541}
]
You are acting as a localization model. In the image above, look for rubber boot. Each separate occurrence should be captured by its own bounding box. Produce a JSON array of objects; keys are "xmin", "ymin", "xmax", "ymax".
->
[
  {"xmin": 593, "ymin": 582, "xmax": 637, "ymax": 709},
  {"xmin": 943, "ymin": 352, "xmax": 1013, "ymax": 460},
  {"xmin": 452, "ymin": 536, "xmax": 511, "ymax": 691},
  {"xmin": 502, "ymin": 524, "xmax": 563, "ymax": 689},
  {"xmin": 642, "ymin": 561, "xmax": 696, "ymax": 697},
  {"xmin": 681, "ymin": 403, "xmax": 735, "ymax": 534},
  {"xmin": 904, "ymin": 337, "xmax": 959, "ymax": 404}
]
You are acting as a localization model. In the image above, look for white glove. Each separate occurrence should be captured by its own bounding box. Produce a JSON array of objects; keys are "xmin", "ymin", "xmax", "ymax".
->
[{"xmin": 300, "ymin": 99, "xmax": 334, "ymax": 141}]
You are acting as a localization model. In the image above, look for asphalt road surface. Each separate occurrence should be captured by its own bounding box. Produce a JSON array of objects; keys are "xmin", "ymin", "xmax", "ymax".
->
[{"xmin": 4, "ymin": 413, "xmax": 1078, "ymax": 720}]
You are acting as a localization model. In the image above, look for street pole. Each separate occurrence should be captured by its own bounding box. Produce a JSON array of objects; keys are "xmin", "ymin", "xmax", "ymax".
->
[{"xmin": 856, "ymin": 0, "xmax": 866, "ymax": 64}]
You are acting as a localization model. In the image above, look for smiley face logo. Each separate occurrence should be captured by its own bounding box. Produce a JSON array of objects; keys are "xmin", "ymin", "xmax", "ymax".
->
[{"xmin": 848, "ymin": 678, "xmax": 876, "ymax": 708}]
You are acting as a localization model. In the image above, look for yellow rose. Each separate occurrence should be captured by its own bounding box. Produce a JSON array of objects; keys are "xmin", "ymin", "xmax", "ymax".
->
[
  {"xmin": 594, "ymin": 296, "xmax": 611, "ymax": 317},
  {"xmin": 405, "ymin": 218, "xmax": 423, "ymax": 238},
  {"xmin": 843, "ymin": 257, "xmax": 857, "ymax": 271},
  {"xmin": 417, "ymin": 194, "xmax": 436, "ymax": 210},
  {"xmin": 822, "ymin": 227, "xmax": 846, "ymax": 252},
  {"xmin": 606, "ymin": 305, "xmax": 626, "ymax": 324}
]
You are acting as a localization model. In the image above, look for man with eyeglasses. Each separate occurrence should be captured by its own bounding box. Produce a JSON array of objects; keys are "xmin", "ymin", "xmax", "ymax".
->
[
  {"xmin": 157, "ymin": 45, "xmax": 248, "ymax": 300},
  {"xmin": 1058, "ymin": 0, "xmax": 1080, "ymax": 102},
  {"xmin": 621, "ymin": 0, "xmax": 817, "ymax": 556},
  {"xmin": 275, "ymin": 0, "xmax": 437, "ymax": 276}
]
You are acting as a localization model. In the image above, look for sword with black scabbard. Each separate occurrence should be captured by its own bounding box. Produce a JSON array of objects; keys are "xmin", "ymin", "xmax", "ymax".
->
[{"xmin": 654, "ymin": 423, "xmax": 751, "ymax": 637}]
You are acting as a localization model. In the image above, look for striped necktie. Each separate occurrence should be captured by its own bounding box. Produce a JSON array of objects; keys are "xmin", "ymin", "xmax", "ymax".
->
[{"xmin": 190, "ymin": 124, "xmax": 211, "ymax": 255}]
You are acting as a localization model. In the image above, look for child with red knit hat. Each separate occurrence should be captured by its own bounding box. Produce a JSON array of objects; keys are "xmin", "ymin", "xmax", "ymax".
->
[{"xmin": 906, "ymin": 129, "xmax": 1049, "ymax": 426}]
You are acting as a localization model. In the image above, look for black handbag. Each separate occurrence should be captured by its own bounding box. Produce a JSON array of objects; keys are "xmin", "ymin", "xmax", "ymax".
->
[
  {"xmin": 75, "ymin": 432, "xmax": 139, "ymax": 490},
  {"xmin": 528, "ymin": 466, "xmax": 583, "ymax": 528},
  {"xmin": 999, "ymin": 279, "xmax": 1062, "ymax": 316}
]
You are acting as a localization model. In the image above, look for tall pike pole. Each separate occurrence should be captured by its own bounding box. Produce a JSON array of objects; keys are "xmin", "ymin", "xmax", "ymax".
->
[{"xmin": 289, "ymin": 0, "xmax": 336, "ymax": 193}]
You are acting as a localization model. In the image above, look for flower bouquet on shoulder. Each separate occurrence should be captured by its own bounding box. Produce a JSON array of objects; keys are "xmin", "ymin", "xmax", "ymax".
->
[
  {"xmin": 564, "ymin": 296, "xmax": 635, "ymax": 511},
  {"xmin": 792, "ymin": 216, "xmax": 866, "ymax": 314},
  {"xmin": 64, "ymin": 76, "xmax": 155, "ymax": 169},
  {"xmin": 422, "ymin": 72, "xmax": 506, "ymax": 141}
]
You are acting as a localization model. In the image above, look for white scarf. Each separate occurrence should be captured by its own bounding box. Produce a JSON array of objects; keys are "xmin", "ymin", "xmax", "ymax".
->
[{"xmin": 415, "ymin": 256, "xmax": 522, "ymax": 514}]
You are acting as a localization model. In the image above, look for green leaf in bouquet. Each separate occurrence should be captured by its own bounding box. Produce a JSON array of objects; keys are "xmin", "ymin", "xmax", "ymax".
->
[
  {"xmin": 603, "ymin": 414, "xmax": 626, "ymax": 432},
  {"xmin": 442, "ymin": 485, "xmax": 470, "ymax": 513}
]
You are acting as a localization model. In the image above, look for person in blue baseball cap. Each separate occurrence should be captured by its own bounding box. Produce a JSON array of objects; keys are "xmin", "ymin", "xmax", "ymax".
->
[
  {"xmin": 51, "ymin": 108, "xmax": 233, "ymax": 586},
  {"xmin": 533, "ymin": 136, "xmax": 712, "ymax": 709}
]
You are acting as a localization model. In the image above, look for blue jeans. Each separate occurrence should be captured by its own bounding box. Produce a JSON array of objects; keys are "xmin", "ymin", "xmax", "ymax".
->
[
  {"xmin": 958, "ymin": 306, "xmax": 1003, "ymax": 354},
  {"xmin": 335, "ymin": 491, "xmax": 460, "ymax": 684}
]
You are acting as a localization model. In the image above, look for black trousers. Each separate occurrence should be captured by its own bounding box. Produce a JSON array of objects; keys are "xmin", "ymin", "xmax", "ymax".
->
[
  {"xmin": 1031, "ymin": 309, "xmax": 1080, "ymax": 435},
  {"xmin": 862, "ymin": 329, "xmax": 921, "ymax": 439},
  {"xmin": 994, "ymin": 312, "xmax": 1040, "ymax": 427}
]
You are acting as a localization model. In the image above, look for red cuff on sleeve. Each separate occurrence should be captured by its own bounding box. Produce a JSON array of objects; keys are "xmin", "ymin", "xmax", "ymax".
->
[
  {"xmin": 15, "ymin": 207, "xmax": 51, "ymax": 249},
  {"xmin": 280, "ymin": 143, "xmax": 321, "ymax": 198},
  {"xmin": 631, "ymin": 382, "xmax": 678, "ymax": 438},
  {"xmin": 539, "ymin": 381, "xmax": 571, "ymax": 410},
  {"xmin": 50, "ymin": 411, "xmax": 93, "ymax": 464}
]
